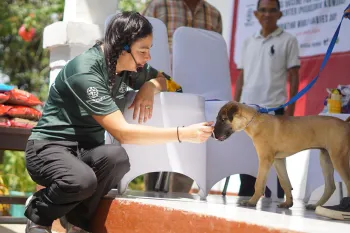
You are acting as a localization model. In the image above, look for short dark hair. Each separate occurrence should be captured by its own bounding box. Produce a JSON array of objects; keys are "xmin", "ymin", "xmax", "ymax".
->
[
  {"xmin": 257, "ymin": 0, "xmax": 281, "ymax": 10},
  {"xmin": 98, "ymin": 11, "xmax": 153, "ymax": 84}
]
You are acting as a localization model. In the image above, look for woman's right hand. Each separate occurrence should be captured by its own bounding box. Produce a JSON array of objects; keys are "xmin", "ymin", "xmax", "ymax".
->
[{"xmin": 179, "ymin": 121, "xmax": 214, "ymax": 143}]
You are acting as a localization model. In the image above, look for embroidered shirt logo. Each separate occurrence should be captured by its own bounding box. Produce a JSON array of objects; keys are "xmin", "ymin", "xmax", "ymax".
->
[
  {"xmin": 119, "ymin": 82, "xmax": 127, "ymax": 94},
  {"xmin": 270, "ymin": 45, "xmax": 275, "ymax": 56},
  {"xmin": 87, "ymin": 87, "xmax": 99, "ymax": 99}
]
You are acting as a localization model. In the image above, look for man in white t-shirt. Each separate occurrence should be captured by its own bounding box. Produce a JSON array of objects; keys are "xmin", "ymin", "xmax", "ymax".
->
[{"xmin": 234, "ymin": 0, "xmax": 300, "ymax": 198}]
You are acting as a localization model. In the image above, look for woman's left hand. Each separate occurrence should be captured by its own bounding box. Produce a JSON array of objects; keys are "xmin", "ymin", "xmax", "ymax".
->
[{"xmin": 128, "ymin": 82, "xmax": 156, "ymax": 123}]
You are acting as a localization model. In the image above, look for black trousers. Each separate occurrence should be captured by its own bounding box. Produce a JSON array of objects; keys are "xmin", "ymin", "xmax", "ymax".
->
[
  {"xmin": 239, "ymin": 108, "xmax": 285, "ymax": 198},
  {"xmin": 24, "ymin": 140, "xmax": 130, "ymax": 232}
]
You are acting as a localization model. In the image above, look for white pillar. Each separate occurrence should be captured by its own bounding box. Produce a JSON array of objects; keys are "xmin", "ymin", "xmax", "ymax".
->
[{"xmin": 43, "ymin": 0, "xmax": 118, "ymax": 88}]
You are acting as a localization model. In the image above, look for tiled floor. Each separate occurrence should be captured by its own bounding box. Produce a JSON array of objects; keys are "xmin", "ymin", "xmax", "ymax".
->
[{"xmin": 106, "ymin": 190, "xmax": 350, "ymax": 233}]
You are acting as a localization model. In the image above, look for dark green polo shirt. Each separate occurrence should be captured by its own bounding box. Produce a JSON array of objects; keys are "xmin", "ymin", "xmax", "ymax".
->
[{"xmin": 29, "ymin": 44, "xmax": 158, "ymax": 147}]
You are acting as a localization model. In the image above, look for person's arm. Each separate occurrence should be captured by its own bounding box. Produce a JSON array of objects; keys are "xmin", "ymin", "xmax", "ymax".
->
[
  {"xmin": 92, "ymin": 110, "xmax": 213, "ymax": 145},
  {"xmin": 65, "ymin": 72, "xmax": 213, "ymax": 145},
  {"xmin": 147, "ymin": 71, "xmax": 167, "ymax": 93},
  {"xmin": 286, "ymin": 67, "xmax": 299, "ymax": 116},
  {"xmin": 234, "ymin": 70, "xmax": 244, "ymax": 102},
  {"xmin": 285, "ymin": 37, "xmax": 301, "ymax": 116},
  {"xmin": 128, "ymin": 65, "xmax": 167, "ymax": 123}
]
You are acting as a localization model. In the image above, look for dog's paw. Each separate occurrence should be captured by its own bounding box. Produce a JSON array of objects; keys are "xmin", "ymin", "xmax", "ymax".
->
[
  {"xmin": 305, "ymin": 204, "xmax": 317, "ymax": 210},
  {"xmin": 239, "ymin": 200, "xmax": 257, "ymax": 207},
  {"xmin": 277, "ymin": 202, "xmax": 293, "ymax": 209}
]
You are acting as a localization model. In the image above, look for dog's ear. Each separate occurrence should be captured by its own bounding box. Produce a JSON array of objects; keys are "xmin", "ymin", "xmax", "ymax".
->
[{"xmin": 227, "ymin": 102, "xmax": 239, "ymax": 122}]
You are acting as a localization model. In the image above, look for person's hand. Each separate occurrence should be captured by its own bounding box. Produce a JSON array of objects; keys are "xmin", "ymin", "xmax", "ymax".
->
[
  {"xmin": 344, "ymin": 8, "xmax": 350, "ymax": 18},
  {"xmin": 128, "ymin": 82, "xmax": 156, "ymax": 124},
  {"xmin": 179, "ymin": 121, "xmax": 214, "ymax": 143}
]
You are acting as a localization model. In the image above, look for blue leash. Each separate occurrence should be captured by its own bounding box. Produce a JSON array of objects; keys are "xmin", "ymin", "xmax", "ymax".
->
[{"xmin": 258, "ymin": 4, "xmax": 350, "ymax": 113}]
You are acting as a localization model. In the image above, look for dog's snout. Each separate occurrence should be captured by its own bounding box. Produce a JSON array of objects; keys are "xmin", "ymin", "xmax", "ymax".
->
[{"xmin": 218, "ymin": 136, "xmax": 226, "ymax": 141}]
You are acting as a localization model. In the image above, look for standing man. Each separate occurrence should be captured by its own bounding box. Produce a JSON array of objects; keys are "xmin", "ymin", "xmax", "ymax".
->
[
  {"xmin": 235, "ymin": 0, "xmax": 300, "ymax": 198},
  {"xmin": 143, "ymin": 0, "xmax": 222, "ymax": 55},
  {"xmin": 142, "ymin": 0, "xmax": 223, "ymax": 193}
]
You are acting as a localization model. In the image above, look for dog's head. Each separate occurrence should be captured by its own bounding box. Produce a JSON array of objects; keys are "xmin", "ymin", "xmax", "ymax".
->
[{"xmin": 212, "ymin": 101, "xmax": 251, "ymax": 141}]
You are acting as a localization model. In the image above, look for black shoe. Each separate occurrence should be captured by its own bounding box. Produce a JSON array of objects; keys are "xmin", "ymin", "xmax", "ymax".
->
[
  {"xmin": 25, "ymin": 219, "xmax": 52, "ymax": 233},
  {"xmin": 25, "ymin": 195, "xmax": 52, "ymax": 232},
  {"xmin": 66, "ymin": 222, "xmax": 91, "ymax": 233},
  {"xmin": 315, "ymin": 197, "xmax": 350, "ymax": 220}
]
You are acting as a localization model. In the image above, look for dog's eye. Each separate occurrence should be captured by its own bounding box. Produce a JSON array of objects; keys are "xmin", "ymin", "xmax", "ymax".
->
[{"xmin": 221, "ymin": 118, "xmax": 226, "ymax": 122}]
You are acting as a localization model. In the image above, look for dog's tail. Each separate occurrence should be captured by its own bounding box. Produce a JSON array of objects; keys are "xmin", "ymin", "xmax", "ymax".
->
[{"xmin": 346, "ymin": 117, "xmax": 350, "ymax": 123}]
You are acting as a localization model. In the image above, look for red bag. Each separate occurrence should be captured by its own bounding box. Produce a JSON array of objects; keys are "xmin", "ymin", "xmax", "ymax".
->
[
  {"xmin": 6, "ymin": 106, "xmax": 42, "ymax": 121},
  {"xmin": 5, "ymin": 89, "xmax": 43, "ymax": 106},
  {"xmin": 0, "ymin": 104, "xmax": 11, "ymax": 116},
  {"xmin": 0, "ymin": 116, "xmax": 11, "ymax": 127},
  {"xmin": 10, "ymin": 118, "xmax": 37, "ymax": 129},
  {"xmin": 0, "ymin": 93, "xmax": 9, "ymax": 104}
]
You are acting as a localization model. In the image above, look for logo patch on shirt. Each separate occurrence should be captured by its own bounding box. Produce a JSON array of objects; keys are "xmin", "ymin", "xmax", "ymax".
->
[
  {"xmin": 87, "ymin": 87, "xmax": 99, "ymax": 99},
  {"xmin": 270, "ymin": 45, "xmax": 275, "ymax": 56},
  {"xmin": 119, "ymin": 82, "xmax": 127, "ymax": 94}
]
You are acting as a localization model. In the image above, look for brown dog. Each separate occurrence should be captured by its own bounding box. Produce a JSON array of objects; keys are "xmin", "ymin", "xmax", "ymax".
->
[{"xmin": 213, "ymin": 101, "xmax": 350, "ymax": 209}]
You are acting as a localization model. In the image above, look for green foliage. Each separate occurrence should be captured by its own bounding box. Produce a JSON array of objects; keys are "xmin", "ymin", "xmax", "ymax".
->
[
  {"xmin": 118, "ymin": 0, "xmax": 151, "ymax": 12},
  {"xmin": 0, "ymin": 151, "xmax": 36, "ymax": 193},
  {"xmin": 0, "ymin": 0, "xmax": 65, "ymax": 101},
  {"xmin": 128, "ymin": 175, "xmax": 144, "ymax": 191}
]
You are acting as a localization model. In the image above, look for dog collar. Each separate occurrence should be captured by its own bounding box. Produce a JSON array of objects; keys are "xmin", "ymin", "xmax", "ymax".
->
[{"xmin": 240, "ymin": 111, "xmax": 259, "ymax": 131}]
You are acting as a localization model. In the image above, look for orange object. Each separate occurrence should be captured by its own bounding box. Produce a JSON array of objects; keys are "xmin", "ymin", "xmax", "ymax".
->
[
  {"xmin": 88, "ymin": 199, "xmax": 300, "ymax": 233},
  {"xmin": 0, "ymin": 104, "xmax": 11, "ymax": 116},
  {"xmin": 18, "ymin": 24, "xmax": 36, "ymax": 42},
  {"xmin": 0, "ymin": 93, "xmax": 9, "ymax": 104},
  {"xmin": 5, "ymin": 89, "xmax": 42, "ymax": 106},
  {"xmin": 6, "ymin": 106, "xmax": 42, "ymax": 121}
]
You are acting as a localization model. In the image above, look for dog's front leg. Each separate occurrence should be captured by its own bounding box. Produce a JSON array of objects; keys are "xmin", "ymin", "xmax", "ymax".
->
[{"xmin": 239, "ymin": 157, "xmax": 273, "ymax": 207}]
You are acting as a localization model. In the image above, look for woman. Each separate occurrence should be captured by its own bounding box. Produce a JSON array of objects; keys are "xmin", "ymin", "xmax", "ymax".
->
[{"xmin": 25, "ymin": 12, "xmax": 213, "ymax": 233}]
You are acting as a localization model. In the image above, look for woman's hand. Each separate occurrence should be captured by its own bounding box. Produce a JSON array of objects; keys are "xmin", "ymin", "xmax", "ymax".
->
[
  {"xmin": 128, "ymin": 82, "xmax": 156, "ymax": 124},
  {"xmin": 179, "ymin": 121, "xmax": 214, "ymax": 143}
]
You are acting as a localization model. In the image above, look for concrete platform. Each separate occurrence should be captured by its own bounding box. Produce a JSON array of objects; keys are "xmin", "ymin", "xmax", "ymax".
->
[
  {"xmin": 88, "ymin": 190, "xmax": 350, "ymax": 233},
  {"xmin": 4, "ymin": 190, "xmax": 349, "ymax": 233}
]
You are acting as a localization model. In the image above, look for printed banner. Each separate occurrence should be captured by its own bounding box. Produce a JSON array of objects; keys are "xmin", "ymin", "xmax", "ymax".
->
[{"xmin": 234, "ymin": 0, "xmax": 350, "ymax": 64}]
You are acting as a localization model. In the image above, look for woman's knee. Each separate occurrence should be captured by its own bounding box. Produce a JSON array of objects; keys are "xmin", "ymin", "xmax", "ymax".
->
[
  {"xmin": 48, "ymin": 169, "xmax": 97, "ymax": 203},
  {"xmin": 103, "ymin": 145, "xmax": 130, "ymax": 171},
  {"xmin": 65, "ymin": 169, "xmax": 97, "ymax": 198}
]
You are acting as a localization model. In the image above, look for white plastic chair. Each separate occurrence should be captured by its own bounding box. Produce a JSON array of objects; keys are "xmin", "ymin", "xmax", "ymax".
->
[
  {"xmin": 118, "ymin": 92, "xmax": 208, "ymax": 199},
  {"xmin": 172, "ymin": 27, "xmax": 278, "ymax": 199},
  {"xmin": 172, "ymin": 27, "xmax": 232, "ymax": 101}
]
